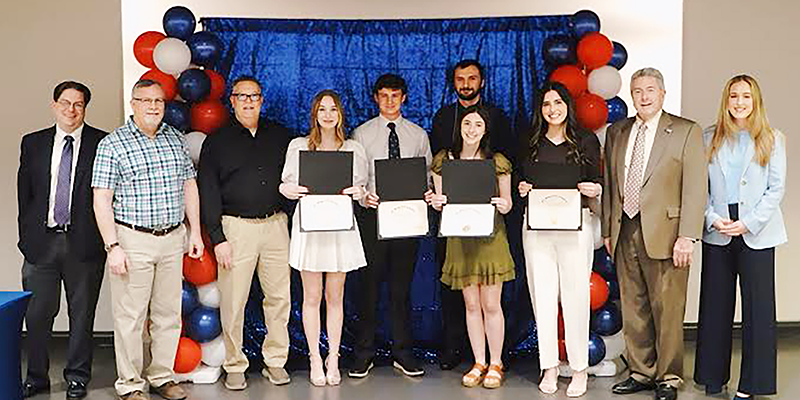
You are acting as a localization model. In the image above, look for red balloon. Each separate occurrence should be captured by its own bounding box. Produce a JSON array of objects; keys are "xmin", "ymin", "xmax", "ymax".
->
[
  {"xmin": 558, "ymin": 338, "xmax": 568, "ymax": 361},
  {"xmin": 205, "ymin": 70, "xmax": 226, "ymax": 99},
  {"xmin": 550, "ymin": 65, "xmax": 587, "ymax": 97},
  {"xmin": 191, "ymin": 100, "xmax": 229, "ymax": 134},
  {"xmin": 557, "ymin": 306, "xmax": 565, "ymax": 340},
  {"xmin": 577, "ymin": 32, "xmax": 613, "ymax": 69},
  {"xmin": 183, "ymin": 248, "xmax": 217, "ymax": 286},
  {"xmin": 174, "ymin": 337, "xmax": 202, "ymax": 373},
  {"xmin": 140, "ymin": 69, "xmax": 177, "ymax": 101},
  {"xmin": 576, "ymin": 93, "xmax": 609, "ymax": 131},
  {"xmin": 589, "ymin": 271, "xmax": 610, "ymax": 311},
  {"xmin": 134, "ymin": 31, "xmax": 166, "ymax": 69}
]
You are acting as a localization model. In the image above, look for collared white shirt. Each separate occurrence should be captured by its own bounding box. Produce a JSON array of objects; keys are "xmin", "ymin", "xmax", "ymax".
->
[
  {"xmin": 352, "ymin": 114, "xmax": 432, "ymax": 195},
  {"xmin": 623, "ymin": 109, "xmax": 662, "ymax": 183},
  {"xmin": 48, "ymin": 124, "xmax": 83, "ymax": 227}
]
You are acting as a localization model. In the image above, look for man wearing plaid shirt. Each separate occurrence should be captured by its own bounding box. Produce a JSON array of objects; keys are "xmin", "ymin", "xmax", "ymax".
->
[{"xmin": 92, "ymin": 79, "xmax": 203, "ymax": 400}]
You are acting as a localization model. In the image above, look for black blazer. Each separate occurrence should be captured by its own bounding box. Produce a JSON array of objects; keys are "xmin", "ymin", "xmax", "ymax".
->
[{"xmin": 17, "ymin": 124, "xmax": 107, "ymax": 263}]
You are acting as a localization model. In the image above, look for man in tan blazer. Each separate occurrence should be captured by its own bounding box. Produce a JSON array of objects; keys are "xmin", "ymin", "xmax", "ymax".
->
[{"xmin": 601, "ymin": 67, "xmax": 707, "ymax": 400}]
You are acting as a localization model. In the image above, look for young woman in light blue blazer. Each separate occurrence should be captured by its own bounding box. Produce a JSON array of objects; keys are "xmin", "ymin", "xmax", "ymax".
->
[{"xmin": 694, "ymin": 75, "xmax": 786, "ymax": 400}]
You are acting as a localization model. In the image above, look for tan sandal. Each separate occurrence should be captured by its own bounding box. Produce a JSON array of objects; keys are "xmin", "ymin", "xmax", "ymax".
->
[
  {"xmin": 483, "ymin": 364, "xmax": 504, "ymax": 389},
  {"xmin": 461, "ymin": 363, "xmax": 487, "ymax": 387}
]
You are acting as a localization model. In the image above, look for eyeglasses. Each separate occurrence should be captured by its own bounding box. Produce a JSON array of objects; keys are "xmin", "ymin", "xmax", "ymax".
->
[
  {"xmin": 133, "ymin": 98, "xmax": 166, "ymax": 106},
  {"xmin": 57, "ymin": 99, "xmax": 85, "ymax": 110},
  {"xmin": 232, "ymin": 93, "xmax": 262, "ymax": 102}
]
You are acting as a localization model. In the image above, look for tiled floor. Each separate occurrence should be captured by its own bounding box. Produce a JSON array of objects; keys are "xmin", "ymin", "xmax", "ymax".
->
[{"xmin": 25, "ymin": 331, "xmax": 798, "ymax": 399}]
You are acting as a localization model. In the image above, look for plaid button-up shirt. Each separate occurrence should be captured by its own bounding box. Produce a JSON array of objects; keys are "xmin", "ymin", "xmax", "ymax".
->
[{"xmin": 92, "ymin": 117, "xmax": 196, "ymax": 229}]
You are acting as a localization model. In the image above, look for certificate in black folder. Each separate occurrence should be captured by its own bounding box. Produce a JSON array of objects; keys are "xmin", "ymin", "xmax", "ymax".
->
[
  {"xmin": 375, "ymin": 157, "xmax": 429, "ymax": 239},
  {"xmin": 298, "ymin": 151, "xmax": 354, "ymax": 232},
  {"xmin": 524, "ymin": 162, "xmax": 582, "ymax": 231},
  {"xmin": 439, "ymin": 159, "xmax": 496, "ymax": 237}
]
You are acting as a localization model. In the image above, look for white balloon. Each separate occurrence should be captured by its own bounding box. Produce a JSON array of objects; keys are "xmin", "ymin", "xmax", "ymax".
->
[
  {"xmin": 602, "ymin": 330, "xmax": 626, "ymax": 360},
  {"xmin": 185, "ymin": 131, "xmax": 207, "ymax": 166},
  {"xmin": 588, "ymin": 66, "xmax": 622, "ymax": 100},
  {"xmin": 196, "ymin": 281, "xmax": 220, "ymax": 308},
  {"xmin": 200, "ymin": 336, "xmax": 226, "ymax": 367},
  {"xmin": 154, "ymin": 38, "xmax": 191, "ymax": 75}
]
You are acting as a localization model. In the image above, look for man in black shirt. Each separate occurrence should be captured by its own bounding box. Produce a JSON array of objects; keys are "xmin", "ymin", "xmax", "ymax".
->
[
  {"xmin": 197, "ymin": 76, "xmax": 292, "ymax": 390},
  {"xmin": 430, "ymin": 60, "xmax": 516, "ymax": 370}
]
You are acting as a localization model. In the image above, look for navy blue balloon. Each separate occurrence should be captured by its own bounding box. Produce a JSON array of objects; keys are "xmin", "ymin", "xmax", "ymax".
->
[
  {"xmin": 588, "ymin": 331, "xmax": 607, "ymax": 366},
  {"xmin": 543, "ymin": 34, "xmax": 577, "ymax": 66},
  {"xmin": 606, "ymin": 96, "xmax": 629, "ymax": 123},
  {"xmin": 188, "ymin": 31, "xmax": 223, "ymax": 68},
  {"xmin": 607, "ymin": 279, "xmax": 621, "ymax": 301},
  {"xmin": 593, "ymin": 247, "xmax": 616, "ymax": 281},
  {"xmin": 573, "ymin": 10, "xmax": 601, "ymax": 38},
  {"xmin": 188, "ymin": 306, "xmax": 221, "ymax": 343},
  {"xmin": 181, "ymin": 281, "xmax": 199, "ymax": 317},
  {"xmin": 164, "ymin": 101, "xmax": 191, "ymax": 132},
  {"xmin": 608, "ymin": 42, "xmax": 628, "ymax": 70},
  {"xmin": 178, "ymin": 68, "xmax": 211, "ymax": 103},
  {"xmin": 163, "ymin": 6, "xmax": 196, "ymax": 41},
  {"xmin": 591, "ymin": 302, "xmax": 623, "ymax": 336}
]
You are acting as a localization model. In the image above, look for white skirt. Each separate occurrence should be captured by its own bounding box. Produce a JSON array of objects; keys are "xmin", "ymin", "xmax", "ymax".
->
[{"xmin": 288, "ymin": 207, "xmax": 367, "ymax": 273}]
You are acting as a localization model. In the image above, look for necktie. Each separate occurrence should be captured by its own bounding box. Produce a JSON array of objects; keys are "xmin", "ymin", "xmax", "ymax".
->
[
  {"xmin": 388, "ymin": 122, "xmax": 400, "ymax": 159},
  {"xmin": 54, "ymin": 135, "xmax": 74, "ymax": 226},
  {"xmin": 623, "ymin": 123, "xmax": 647, "ymax": 218}
]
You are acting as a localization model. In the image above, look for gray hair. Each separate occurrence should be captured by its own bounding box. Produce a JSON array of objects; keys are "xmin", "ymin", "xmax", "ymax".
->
[
  {"xmin": 631, "ymin": 67, "xmax": 665, "ymax": 90},
  {"xmin": 131, "ymin": 79, "xmax": 163, "ymax": 96}
]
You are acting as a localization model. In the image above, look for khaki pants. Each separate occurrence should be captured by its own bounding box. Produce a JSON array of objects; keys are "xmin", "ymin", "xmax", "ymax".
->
[
  {"xmin": 616, "ymin": 215, "xmax": 689, "ymax": 386},
  {"xmin": 218, "ymin": 214, "xmax": 290, "ymax": 373},
  {"xmin": 110, "ymin": 224, "xmax": 185, "ymax": 396}
]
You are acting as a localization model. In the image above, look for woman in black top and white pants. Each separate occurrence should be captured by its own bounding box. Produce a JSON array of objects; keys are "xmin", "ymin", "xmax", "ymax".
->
[{"xmin": 518, "ymin": 82, "xmax": 602, "ymax": 397}]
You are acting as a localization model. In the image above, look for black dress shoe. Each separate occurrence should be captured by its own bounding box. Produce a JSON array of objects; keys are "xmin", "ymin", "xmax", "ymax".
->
[
  {"xmin": 22, "ymin": 381, "xmax": 50, "ymax": 398},
  {"xmin": 612, "ymin": 377, "xmax": 656, "ymax": 394},
  {"xmin": 66, "ymin": 381, "xmax": 88, "ymax": 399},
  {"xmin": 655, "ymin": 383, "xmax": 678, "ymax": 400},
  {"xmin": 438, "ymin": 350, "xmax": 461, "ymax": 370}
]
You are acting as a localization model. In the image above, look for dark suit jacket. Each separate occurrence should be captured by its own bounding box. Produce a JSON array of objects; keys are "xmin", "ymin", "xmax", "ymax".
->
[
  {"xmin": 17, "ymin": 124, "xmax": 107, "ymax": 263},
  {"xmin": 601, "ymin": 112, "xmax": 707, "ymax": 259}
]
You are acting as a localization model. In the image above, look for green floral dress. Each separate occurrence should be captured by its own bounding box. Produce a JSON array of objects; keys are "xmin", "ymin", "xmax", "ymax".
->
[{"xmin": 433, "ymin": 150, "xmax": 516, "ymax": 290}]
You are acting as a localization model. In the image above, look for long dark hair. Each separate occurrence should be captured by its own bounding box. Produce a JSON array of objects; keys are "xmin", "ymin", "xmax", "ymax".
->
[
  {"xmin": 528, "ymin": 81, "xmax": 585, "ymax": 165},
  {"xmin": 452, "ymin": 105, "xmax": 494, "ymax": 160}
]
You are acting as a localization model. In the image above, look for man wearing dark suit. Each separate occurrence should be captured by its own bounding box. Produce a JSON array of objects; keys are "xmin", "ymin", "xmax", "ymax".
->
[
  {"xmin": 430, "ymin": 59, "xmax": 515, "ymax": 370},
  {"xmin": 601, "ymin": 68, "xmax": 707, "ymax": 400},
  {"xmin": 17, "ymin": 81, "xmax": 107, "ymax": 399}
]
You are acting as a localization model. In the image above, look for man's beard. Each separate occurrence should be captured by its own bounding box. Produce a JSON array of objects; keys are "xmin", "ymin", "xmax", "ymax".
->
[{"xmin": 456, "ymin": 88, "xmax": 480, "ymax": 102}]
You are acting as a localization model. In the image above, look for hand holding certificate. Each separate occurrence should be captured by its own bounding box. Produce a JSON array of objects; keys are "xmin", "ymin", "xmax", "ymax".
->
[
  {"xmin": 375, "ymin": 157, "xmax": 429, "ymax": 239},
  {"xmin": 298, "ymin": 151, "xmax": 354, "ymax": 232}
]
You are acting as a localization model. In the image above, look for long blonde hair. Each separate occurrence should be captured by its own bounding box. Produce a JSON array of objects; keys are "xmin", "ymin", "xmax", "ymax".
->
[
  {"xmin": 307, "ymin": 90, "xmax": 346, "ymax": 151},
  {"xmin": 708, "ymin": 74, "xmax": 774, "ymax": 166}
]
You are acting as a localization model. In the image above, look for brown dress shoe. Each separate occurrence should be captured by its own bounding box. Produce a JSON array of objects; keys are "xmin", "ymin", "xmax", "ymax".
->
[{"xmin": 150, "ymin": 381, "xmax": 187, "ymax": 400}]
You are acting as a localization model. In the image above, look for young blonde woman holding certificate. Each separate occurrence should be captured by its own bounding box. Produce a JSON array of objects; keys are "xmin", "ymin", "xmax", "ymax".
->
[
  {"xmin": 694, "ymin": 75, "xmax": 786, "ymax": 400},
  {"xmin": 279, "ymin": 90, "xmax": 369, "ymax": 386},
  {"xmin": 427, "ymin": 105, "xmax": 515, "ymax": 389},
  {"xmin": 518, "ymin": 82, "xmax": 602, "ymax": 397}
]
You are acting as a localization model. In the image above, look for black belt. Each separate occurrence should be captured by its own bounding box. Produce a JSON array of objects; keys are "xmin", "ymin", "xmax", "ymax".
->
[
  {"xmin": 225, "ymin": 207, "xmax": 281, "ymax": 220},
  {"xmin": 115, "ymin": 220, "xmax": 182, "ymax": 236},
  {"xmin": 47, "ymin": 224, "xmax": 69, "ymax": 233}
]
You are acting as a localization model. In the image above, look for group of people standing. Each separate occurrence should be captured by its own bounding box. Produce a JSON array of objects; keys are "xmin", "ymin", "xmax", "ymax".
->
[{"xmin": 17, "ymin": 58, "xmax": 785, "ymax": 400}]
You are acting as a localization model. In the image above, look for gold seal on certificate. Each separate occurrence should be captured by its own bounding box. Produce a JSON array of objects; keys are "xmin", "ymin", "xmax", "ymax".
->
[
  {"xmin": 299, "ymin": 195, "xmax": 354, "ymax": 232},
  {"xmin": 527, "ymin": 189, "xmax": 582, "ymax": 230}
]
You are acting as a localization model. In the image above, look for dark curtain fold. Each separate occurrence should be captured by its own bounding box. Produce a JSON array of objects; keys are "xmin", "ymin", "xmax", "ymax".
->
[{"xmin": 202, "ymin": 15, "xmax": 574, "ymax": 364}]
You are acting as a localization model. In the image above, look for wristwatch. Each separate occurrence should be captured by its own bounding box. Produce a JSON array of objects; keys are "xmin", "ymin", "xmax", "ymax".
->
[{"xmin": 105, "ymin": 242, "xmax": 120, "ymax": 252}]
